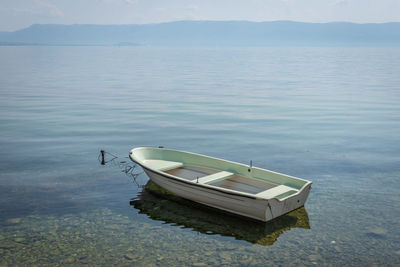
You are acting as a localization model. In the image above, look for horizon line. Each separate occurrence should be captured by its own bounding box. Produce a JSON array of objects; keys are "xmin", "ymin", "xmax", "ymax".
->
[{"xmin": 2, "ymin": 19, "xmax": 400, "ymax": 33}]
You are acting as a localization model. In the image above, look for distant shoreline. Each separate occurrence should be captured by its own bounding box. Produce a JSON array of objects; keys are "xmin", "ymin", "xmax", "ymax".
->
[
  {"xmin": 0, "ymin": 42, "xmax": 141, "ymax": 47},
  {"xmin": 1, "ymin": 21, "xmax": 399, "ymax": 47}
]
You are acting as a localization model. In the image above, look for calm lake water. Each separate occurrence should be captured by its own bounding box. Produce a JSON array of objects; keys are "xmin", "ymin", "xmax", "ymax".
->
[{"xmin": 0, "ymin": 46, "xmax": 399, "ymax": 266}]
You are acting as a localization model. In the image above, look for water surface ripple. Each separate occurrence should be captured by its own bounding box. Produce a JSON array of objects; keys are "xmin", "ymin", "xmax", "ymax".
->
[{"xmin": 0, "ymin": 46, "xmax": 399, "ymax": 266}]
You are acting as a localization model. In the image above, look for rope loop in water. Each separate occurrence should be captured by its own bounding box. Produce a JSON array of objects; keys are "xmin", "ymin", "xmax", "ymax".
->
[{"xmin": 98, "ymin": 149, "xmax": 145, "ymax": 188}]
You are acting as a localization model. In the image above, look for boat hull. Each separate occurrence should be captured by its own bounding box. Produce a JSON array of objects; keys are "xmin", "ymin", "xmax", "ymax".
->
[{"xmin": 144, "ymin": 168, "xmax": 311, "ymax": 222}]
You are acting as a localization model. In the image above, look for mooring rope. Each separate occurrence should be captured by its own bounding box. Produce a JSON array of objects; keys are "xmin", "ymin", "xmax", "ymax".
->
[{"xmin": 98, "ymin": 150, "xmax": 145, "ymax": 188}]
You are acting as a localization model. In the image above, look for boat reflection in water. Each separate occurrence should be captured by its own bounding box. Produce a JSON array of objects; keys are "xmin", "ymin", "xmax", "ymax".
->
[{"xmin": 130, "ymin": 181, "xmax": 310, "ymax": 246}]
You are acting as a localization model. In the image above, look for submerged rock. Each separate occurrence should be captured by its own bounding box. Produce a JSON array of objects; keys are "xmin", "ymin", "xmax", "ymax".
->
[
  {"xmin": 0, "ymin": 241, "xmax": 17, "ymax": 249},
  {"xmin": 64, "ymin": 257, "xmax": 75, "ymax": 264},
  {"xmin": 7, "ymin": 218, "xmax": 21, "ymax": 224},
  {"xmin": 124, "ymin": 253, "xmax": 137, "ymax": 261},
  {"xmin": 14, "ymin": 237, "xmax": 26, "ymax": 243},
  {"xmin": 334, "ymin": 246, "xmax": 342, "ymax": 252},
  {"xmin": 308, "ymin": 254, "xmax": 322, "ymax": 262},
  {"xmin": 364, "ymin": 227, "xmax": 387, "ymax": 238}
]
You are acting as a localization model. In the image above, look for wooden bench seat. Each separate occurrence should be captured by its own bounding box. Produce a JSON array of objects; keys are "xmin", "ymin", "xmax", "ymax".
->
[
  {"xmin": 142, "ymin": 160, "xmax": 183, "ymax": 171},
  {"xmin": 197, "ymin": 171, "xmax": 234, "ymax": 184},
  {"xmin": 255, "ymin": 185, "xmax": 298, "ymax": 199}
]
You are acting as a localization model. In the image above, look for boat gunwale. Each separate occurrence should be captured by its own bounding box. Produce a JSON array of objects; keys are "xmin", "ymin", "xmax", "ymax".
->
[{"xmin": 129, "ymin": 147, "xmax": 312, "ymax": 201}]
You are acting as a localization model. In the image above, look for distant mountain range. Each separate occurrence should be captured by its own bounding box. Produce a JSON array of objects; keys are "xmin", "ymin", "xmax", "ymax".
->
[{"xmin": 0, "ymin": 21, "xmax": 399, "ymax": 46}]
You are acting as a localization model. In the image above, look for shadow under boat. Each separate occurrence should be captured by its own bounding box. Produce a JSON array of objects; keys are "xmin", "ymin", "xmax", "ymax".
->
[{"xmin": 130, "ymin": 181, "xmax": 310, "ymax": 246}]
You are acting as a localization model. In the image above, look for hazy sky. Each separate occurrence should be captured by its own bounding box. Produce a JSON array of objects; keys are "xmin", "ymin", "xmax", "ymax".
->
[{"xmin": 0, "ymin": 0, "xmax": 399, "ymax": 31}]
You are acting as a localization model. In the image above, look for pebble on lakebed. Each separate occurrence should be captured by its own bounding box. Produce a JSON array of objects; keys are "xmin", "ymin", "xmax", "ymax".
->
[
  {"xmin": 0, "ymin": 207, "xmax": 399, "ymax": 266},
  {"xmin": 7, "ymin": 218, "xmax": 21, "ymax": 224}
]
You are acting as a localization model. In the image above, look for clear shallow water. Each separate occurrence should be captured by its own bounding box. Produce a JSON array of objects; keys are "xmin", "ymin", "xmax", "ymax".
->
[{"xmin": 0, "ymin": 46, "xmax": 400, "ymax": 266}]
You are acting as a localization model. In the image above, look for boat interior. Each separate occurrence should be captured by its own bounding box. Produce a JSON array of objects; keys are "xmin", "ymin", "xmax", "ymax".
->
[{"xmin": 142, "ymin": 159, "xmax": 299, "ymax": 199}]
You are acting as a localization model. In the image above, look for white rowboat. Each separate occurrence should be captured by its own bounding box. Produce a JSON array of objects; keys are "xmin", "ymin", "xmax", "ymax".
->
[{"xmin": 129, "ymin": 147, "xmax": 312, "ymax": 222}]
